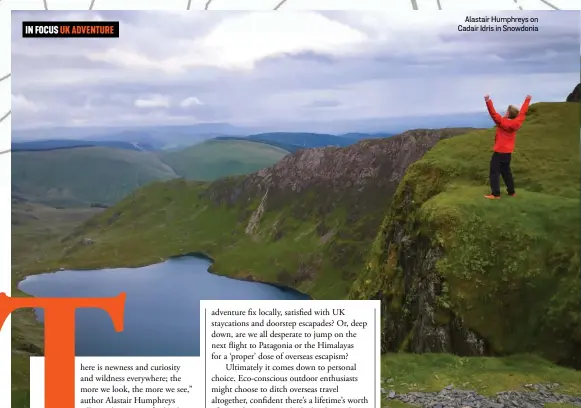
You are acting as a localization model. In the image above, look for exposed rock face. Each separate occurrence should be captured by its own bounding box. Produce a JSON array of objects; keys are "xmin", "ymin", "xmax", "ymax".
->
[
  {"xmin": 373, "ymin": 185, "xmax": 489, "ymax": 357},
  {"xmin": 207, "ymin": 128, "xmax": 476, "ymax": 211},
  {"xmin": 205, "ymin": 128, "xmax": 477, "ymax": 291},
  {"xmin": 383, "ymin": 383, "xmax": 581, "ymax": 408},
  {"xmin": 566, "ymin": 83, "xmax": 580, "ymax": 102}
]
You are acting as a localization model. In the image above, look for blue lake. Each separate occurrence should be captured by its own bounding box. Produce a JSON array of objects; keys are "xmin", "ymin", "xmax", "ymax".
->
[{"xmin": 17, "ymin": 256, "xmax": 309, "ymax": 357}]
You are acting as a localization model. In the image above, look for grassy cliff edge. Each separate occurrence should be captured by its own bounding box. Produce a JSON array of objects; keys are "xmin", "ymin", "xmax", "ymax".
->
[{"xmin": 350, "ymin": 102, "xmax": 581, "ymax": 368}]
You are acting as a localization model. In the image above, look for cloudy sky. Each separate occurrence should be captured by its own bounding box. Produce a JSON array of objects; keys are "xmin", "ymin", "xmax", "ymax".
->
[{"xmin": 11, "ymin": 10, "xmax": 580, "ymax": 132}]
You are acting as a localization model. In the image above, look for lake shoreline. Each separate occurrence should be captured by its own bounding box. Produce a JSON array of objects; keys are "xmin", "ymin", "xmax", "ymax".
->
[
  {"xmin": 17, "ymin": 255, "xmax": 309, "ymax": 357},
  {"xmin": 18, "ymin": 251, "xmax": 312, "ymax": 300}
]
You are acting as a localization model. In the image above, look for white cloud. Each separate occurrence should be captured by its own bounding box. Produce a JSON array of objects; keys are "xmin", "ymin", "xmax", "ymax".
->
[
  {"xmin": 88, "ymin": 48, "xmax": 166, "ymax": 71},
  {"xmin": 68, "ymin": 118, "xmax": 89, "ymax": 126},
  {"xmin": 86, "ymin": 12, "xmax": 368, "ymax": 73},
  {"xmin": 179, "ymin": 96, "xmax": 204, "ymax": 108},
  {"xmin": 60, "ymin": 12, "xmax": 105, "ymax": 22},
  {"xmin": 134, "ymin": 94, "xmax": 170, "ymax": 108},
  {"xmin": 196, "ymin": 12, "xmax": 367, "ymax": 69},
  {"xmin": 11, "ymin": 94, "xmax": 45, "ymax": 112}
]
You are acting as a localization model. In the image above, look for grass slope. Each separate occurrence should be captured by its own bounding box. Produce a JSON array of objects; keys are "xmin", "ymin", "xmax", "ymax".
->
[
  {"xmin": 160, "ymin": 139, "xmax": 289, "ymax": 181},
  {"xmin": 216, "ymin": 132, "xmax": 371, "ymax": 153},
  {"xmin": 215, "ymin": 136, "xmax": 302, "ymax": 153},
  {"xmin": 12, "ymin": 198, "xmax": 103, "ymax": 280},
  {"xmin": 23, "ymin": 180, "xmax": 354, "ymax": 299},
  {"xmin": 351, "ymin": 102, "xmax": 581, "ymax": 367},
  {"xmin": 11, "ymin": 199, "xmax": 103, "ymax": 406},
  {"xmin": 12, "ymin": 146, "xmax": 178, "ymax": 208}
]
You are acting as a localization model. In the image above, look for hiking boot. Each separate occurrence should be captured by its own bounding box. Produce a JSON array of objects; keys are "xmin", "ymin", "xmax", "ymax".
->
[{"xmin": 484, "ymin": 194, "xmax": 500, "ymax": 200}]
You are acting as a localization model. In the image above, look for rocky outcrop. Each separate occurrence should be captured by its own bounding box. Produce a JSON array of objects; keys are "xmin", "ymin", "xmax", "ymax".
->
[
  {"xmin": 204, "ymin": 128, "xmax": 477, "ymax": 293},
  {"xmin": 354, "ymin": 180, "xmax": 489, "ymax": 357},
  {"xmin": 245, "ymin": 189, "xmax": 268, "ymax": 235},
  {"xmin": 383, "ymin": 383, "xmax": 581, "ymax": 408},
  {"xmin": 207, "ymin": 128, "xmax": 476, "ymax": 211},
  {"xmin": 566, "ymin": 83, "xmax": 580, "ymax": 102}
]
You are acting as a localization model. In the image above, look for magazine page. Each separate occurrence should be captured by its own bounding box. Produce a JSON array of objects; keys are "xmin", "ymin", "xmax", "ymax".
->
[{"xmin": 2, "ymin": 3, "xmax": 581, "ymax": 408}]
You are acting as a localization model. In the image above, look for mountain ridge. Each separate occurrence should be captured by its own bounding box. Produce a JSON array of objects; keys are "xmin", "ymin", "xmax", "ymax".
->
[{"xmin": 25, "ymin": 127, "xmax": 474, "ymax": 301}]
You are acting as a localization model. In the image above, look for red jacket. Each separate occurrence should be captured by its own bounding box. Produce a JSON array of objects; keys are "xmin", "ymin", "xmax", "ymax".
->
[{"xmin": 485, "ymin": 96, "xmax": 531, "ymax": 153}]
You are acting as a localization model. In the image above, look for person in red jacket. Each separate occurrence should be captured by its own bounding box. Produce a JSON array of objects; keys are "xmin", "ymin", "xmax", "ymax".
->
[{"xmin": 483, "ymin": 94, "xmax": 532, "ymax": 199}]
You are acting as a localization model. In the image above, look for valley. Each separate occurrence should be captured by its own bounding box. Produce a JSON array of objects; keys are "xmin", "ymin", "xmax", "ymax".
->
[{"xmin": 11, "ymin": 103, "xmax": 581, "ymax": 406}]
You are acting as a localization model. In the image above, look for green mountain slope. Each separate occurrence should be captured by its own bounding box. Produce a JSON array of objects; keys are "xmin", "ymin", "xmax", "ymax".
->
[
  {"xmin": 160, "ymin": 139, "xmax": 290, "ymax": 181},
  {"xmin": 12, "ymin": 146, "xmax": 179, "ymax": 207},
  {"xmin": 11, "ymin": 197, "xmax": 104, "ymax": 405},
  {"xmin": 24, "ymin": 129, "xmax": 470, "ymax": 301},
  {"xmin": 350, "ymin": 102, "xmax": 581, "ymax": 368},
  {"xmin": 12, "ymin": 196, "xmax": 103, "ymax": 277}
]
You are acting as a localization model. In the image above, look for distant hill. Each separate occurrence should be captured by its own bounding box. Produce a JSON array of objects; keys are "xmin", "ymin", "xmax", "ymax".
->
[
  {"xmin": 339, "ymin": 132, "xmax": 394, "ymax": 139},
  {"xmin": 12, "ymin": 123, "xmax": 255, "ymax": 150},
  {"xmin": 12, "ymin": 146, "xmax": 179, "ymax": 207},
  {"xmin": 214, "ymin": 136, "xmax": 300, "ymax": 153},
  {"xmin": 12, "ymin": 139, "xmax": 156, "ymax": 152},
  {"xmin": 246, "ymin": 132, "xmax": 359, "ymax": 148},
  {"xmin": 160, "ymin": 139, "xmax": 289, "ymax": 181},
  {"xmin": 215, "ymin": 131, "xmax": 374, "ymax": 153}
]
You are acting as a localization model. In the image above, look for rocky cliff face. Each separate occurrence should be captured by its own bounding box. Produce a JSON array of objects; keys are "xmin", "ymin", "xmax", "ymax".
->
[
  {"xmin": 566, "ymin": 83, "xmax": 580, "ymax": 102},
  {"xmin": 207, "ymin": 128, "xmax": 475, "ymax": 210},
  {"xmin": 203, "ymin": 128, "xmax": 475, "ymax": 295},
  {"xmin": 353, "ymin": 179, "xmax": 489, "ymax": 357}
]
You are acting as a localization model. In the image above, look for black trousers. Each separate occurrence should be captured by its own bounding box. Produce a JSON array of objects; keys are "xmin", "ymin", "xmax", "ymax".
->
[{"xmin": 489, "ymin": 152, "xmax": 515, "ymax": 197}]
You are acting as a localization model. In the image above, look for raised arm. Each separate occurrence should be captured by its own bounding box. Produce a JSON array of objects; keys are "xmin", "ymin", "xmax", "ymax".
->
[
  {"xmin": 516, "ymin": 95, "xmax": 532, "ymax": 121},
  {"xmin": 484, "ymin": 95, "xmax": 503, "ymax": 126}
]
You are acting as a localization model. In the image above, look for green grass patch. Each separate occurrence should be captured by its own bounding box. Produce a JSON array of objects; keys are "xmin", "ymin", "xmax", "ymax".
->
[
  {"xmin": 381, "ymin": 353, "xmax": 581, "ymax": 396},
  {"xmin": 160, "ymin": 139, "xmax": 289, "ymax": 181},
  {"xmin": 382, "ymin": 400, "xmax": 415, "ymax": 408}
]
